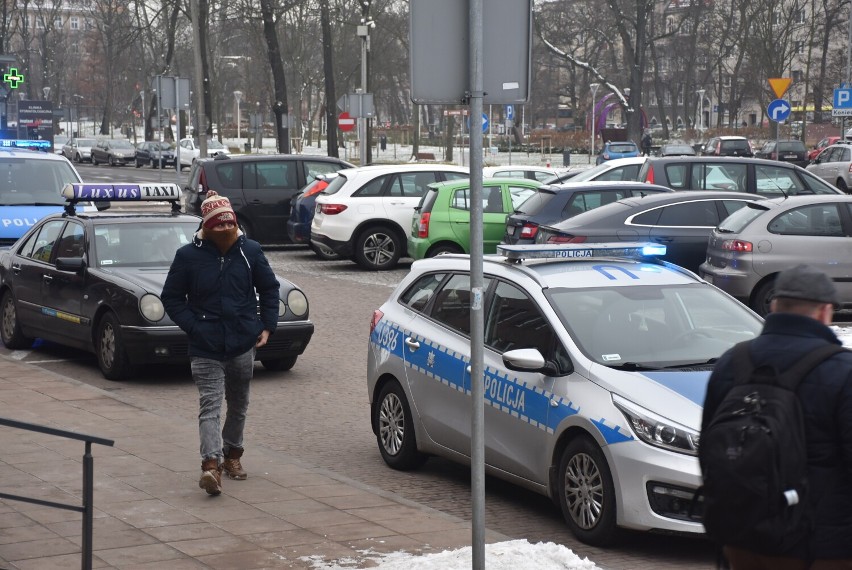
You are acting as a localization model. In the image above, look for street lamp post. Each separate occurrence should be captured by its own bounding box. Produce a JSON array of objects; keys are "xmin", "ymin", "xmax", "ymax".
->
[
  {"xmin": 234, "ymin": 90, "xmax": 242, "ymax": 140},
  {"xmin": 697, "ymin": 89, "xmax": 705, "ymax": 133},
  {"xmin": 590, "ymin": 83, "xmax": 600, "ymax": 163}
]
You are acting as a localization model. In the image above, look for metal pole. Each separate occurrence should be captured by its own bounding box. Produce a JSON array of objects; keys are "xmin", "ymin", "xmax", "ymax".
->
[
  {"xmin": 590, "ymin": 83, "xmax": 599, "ymax": 164},
  {"xmin": 175, "ymin": 80, "xmax": 182, "ymax": 188},
  {"xmin": 360, "ymin": 30, "xmax": 368, "ymax": 165},
  {"xmin": 469, "ymin": 0, "xmax": 485, "ymax": 566},
  {"xmin": 82, "ymin": 442, "xmax": 93, "ymax": 570},
  {"xmin": 845, "ymin": 3, "xmax": 852, "ymax": 139},
  {"xmin": 190, "ymin": 0, "xmax": 206, "ymax": 159}
]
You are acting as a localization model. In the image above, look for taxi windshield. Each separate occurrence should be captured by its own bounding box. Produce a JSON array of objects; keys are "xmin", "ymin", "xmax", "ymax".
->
[
  {"xmin": 546, "ymin": 284, "xmax": 762, "ymax": 368},
  {"xmin": 94, "ymin": 221, "xmax": 198, "ymax": 267},
  {"xmin": 0, "ymin": 157, "xmax": 81, "ymax": 205}
]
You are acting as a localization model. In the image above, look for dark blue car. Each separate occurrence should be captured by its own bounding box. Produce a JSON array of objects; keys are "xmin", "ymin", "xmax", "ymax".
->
[{"xmin": 286, "ymin": 173, "xmax": 341, "ymax": 259}]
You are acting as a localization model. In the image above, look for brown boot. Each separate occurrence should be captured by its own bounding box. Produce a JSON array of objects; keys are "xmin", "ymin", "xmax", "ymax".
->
[
  {"xmin": 222, "ymin": 447, "xmax": 247, "ymax": 480},
  {"xmin": 199, "ymin": 458, "xmax": 222, "ymax": 495}
]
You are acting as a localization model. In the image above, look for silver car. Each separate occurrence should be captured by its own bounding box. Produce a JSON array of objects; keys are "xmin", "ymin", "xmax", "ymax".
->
[
  {"xmin": 62, "ymin": 137, "xmax": 97, "ymax": 163},
  {"xmin": 700, "ymin": 195, "xmax": 852, "ymax": 316},
  {"xmin": 367, "ymin": 243, "xmax": 763, "ymax": 546},
  {"xmin": 805, "ymin": 142, "xmax": 852, "ymax": 193}
]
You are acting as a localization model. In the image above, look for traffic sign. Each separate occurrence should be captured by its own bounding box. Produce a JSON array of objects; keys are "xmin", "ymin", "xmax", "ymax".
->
[
  {"xmin": 506, "ymin": 105, "xmax": 515, "ymax": 121},
  {"xmin": 338, "ymin": 111, "xmax": 355, "ymax": 132},
  {"xmin": 833, "ymin": 88, "xmax": 852, "ymax": 116},
  {"xmin": 467, "ymin": 112, "xmax": 489, "ymax": 134},
  {"xmin": 767, "ymin": 99, "xmax": 791, "ymax": 122},
  {"xmin": 768, "ymin": 78, "xmax": 791, "ymax": 99}
]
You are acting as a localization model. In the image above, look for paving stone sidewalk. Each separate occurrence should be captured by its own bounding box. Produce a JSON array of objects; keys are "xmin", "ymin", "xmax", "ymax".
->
[{"xmin": 0, "ymin": 355, "xmax": 507, "ymax": 569}]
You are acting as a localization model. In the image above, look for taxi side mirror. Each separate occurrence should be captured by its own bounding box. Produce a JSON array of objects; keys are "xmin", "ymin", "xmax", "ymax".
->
[{"xmin": 55, "ymin": 257, "xmax": 85, "ymax": 273}]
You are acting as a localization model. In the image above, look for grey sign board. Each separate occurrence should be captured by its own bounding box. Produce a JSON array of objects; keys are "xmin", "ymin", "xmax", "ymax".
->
[
  {"xmin": 152, "ymin": 76, "xmax": 191, "ymax": 109},
  {"xmin": 410, "ymin": 0, "xmax": 532, "ymax": 105}
]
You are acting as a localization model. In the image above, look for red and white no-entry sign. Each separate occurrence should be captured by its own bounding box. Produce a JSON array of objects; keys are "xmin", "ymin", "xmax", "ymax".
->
[{"xmin": 338, "ymin": 112, "xmax": 355, "ymax": 132}]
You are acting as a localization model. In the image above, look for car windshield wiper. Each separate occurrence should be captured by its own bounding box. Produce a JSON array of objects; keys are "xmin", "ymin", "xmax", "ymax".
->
[
  {"xmin": 607, "ymin": 362, "xmax": 662, "ymax": 371},
  {"xmin": 659, "ymin": 358, "xmax": 719, "ymax": 369}
]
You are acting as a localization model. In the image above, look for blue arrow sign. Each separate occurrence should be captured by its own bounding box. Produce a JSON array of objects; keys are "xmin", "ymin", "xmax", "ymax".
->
[
  {"xmin": 767, "ymin": 99, "xmax": 791, "ymax": 123},
  {"xmin": 467, "ymin": 112, "xmax": 489, "ymax": 133}
]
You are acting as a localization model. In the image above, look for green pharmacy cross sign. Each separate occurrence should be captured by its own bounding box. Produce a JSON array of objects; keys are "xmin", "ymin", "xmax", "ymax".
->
[{"xmin": 3, "ymin": 68, "xmax": 24, "ymax": 89}]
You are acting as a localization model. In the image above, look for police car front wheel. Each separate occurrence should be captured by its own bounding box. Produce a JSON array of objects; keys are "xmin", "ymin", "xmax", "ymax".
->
[
  {"xmin": 557, "ymin": 435, "xmax": 618, "ymax": 546},
  {"xmin": 374, "ymin": 381, "xmax": 427, "ymax": 470}
]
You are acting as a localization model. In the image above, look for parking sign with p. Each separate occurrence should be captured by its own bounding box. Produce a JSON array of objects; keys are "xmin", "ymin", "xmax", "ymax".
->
[{"xmin": 833, "ymin": 88, "xmax": 852, "ymax": 116}]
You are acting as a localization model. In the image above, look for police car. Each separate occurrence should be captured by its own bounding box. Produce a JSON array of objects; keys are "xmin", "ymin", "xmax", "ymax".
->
[
  {"xmin": 367, "ymin": 243, "xmax": 764, "ymax": 545},
  {"xmin": 0, "ymin": 183, "xmax": 314, "ymax": 380}
]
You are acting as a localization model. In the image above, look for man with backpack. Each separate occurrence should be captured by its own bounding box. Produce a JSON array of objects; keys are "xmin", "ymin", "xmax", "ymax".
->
[{"xmin": 700, "ymin": 265, "xmax": 852, "ymax": 569}]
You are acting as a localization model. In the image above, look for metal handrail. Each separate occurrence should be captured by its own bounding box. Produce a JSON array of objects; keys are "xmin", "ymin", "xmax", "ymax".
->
[{"xmin": 0, "ymin": 416, "xmax": 114, "ymax": 570}]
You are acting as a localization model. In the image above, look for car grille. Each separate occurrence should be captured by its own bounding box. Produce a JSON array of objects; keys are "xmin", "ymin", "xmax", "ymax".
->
[{"xmin": 264, "ymin": 337, "xmax": 296, "ymax": 351}]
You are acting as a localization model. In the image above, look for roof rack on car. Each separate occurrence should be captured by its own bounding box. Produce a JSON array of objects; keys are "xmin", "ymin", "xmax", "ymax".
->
[
  {"xmin": 497, "ymin": 242, "xmax": 667, "ymax": 264},
  {"xmin": 61, "ymin": 182, "xmax": 183, "ymax": 215}
]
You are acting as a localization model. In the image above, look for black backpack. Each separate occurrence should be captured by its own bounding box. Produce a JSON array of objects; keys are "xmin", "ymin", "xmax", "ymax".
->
[{"xmin": 698, "ymin": 341, "xmax": 845, "ymax": 554}]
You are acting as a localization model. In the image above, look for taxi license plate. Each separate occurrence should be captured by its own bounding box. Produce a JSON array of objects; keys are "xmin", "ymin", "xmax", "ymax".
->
[{"xmin": 507, "ymin": 226, "xmax": 516, "ymax": 236}]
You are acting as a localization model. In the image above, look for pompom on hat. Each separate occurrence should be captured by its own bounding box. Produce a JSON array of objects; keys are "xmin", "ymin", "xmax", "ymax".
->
[{"xmin": 200, "ymin": 191, "xmax": 236, "ymax": 229}]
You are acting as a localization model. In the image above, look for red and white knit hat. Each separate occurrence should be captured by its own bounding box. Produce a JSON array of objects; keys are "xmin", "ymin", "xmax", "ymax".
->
[{"xmin": 200, "ymin": 191, "xmax": 236, "ymax": 229}]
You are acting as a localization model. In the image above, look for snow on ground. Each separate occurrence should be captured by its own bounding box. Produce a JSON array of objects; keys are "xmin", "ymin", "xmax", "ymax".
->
[{"xmin": 302, "ymin": 539, "xmax": 600, "ymax": 570}]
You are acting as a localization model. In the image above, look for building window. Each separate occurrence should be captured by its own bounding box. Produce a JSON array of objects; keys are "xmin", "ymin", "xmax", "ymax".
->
[
  {"xmin": 54, "ymin": 17, "xmax": 62, "ymax": 27},
  {"xmin": 795, "ymin": 41, "xmax": 805, "ymax": 54},
  {"xmin": 724, "ymin": 75, "xmax": 732, "ymax": 87},
  {"xmin": 772, "ymin": 11, "xmax": 781, "ymax": 25},
  {"xmin": 70, "ymin": 17, "xmax": 79, "ymax": 29},
  {"xmin": 792, "ymin": 70, "xmax": 803, "ymax": 82},
  {"xmin": 649, "ymin": 92, "xmax": 657, "ymax": 106},
  {"xmin": 677, "ymin": 87, "xmax": 684, "ymax": 105},
  {"xmin": 793, "ymin": 9, "xmax": 805, "ymax": 23},
  {"xmin": 667, "ymin": 17, "xmax": 674, "ymax": 34},
  {"xmin": 36, "ymin": 17, "xmax": 44, "ymax": 28},
  {"xmin": 85, "ymin": 18, "xmax": 93, "ymax": 30}
]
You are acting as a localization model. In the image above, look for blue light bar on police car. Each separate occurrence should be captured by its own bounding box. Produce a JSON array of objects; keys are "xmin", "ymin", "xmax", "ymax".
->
[
  {"xmin": 61, "ymin": 183, "xmax": 181, "ymax": 201},
  {"xmin": 497, "ymin": 242, "xmax": 667, "ymax": 262},
  {"xmin": 0, "ymin": 139, "xmax": 51, "ymax": 150}
]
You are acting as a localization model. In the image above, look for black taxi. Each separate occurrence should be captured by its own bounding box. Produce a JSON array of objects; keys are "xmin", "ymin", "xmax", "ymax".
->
[{"xmin": 0, "ymin": 183, "xmax": 314, "ymax": 380}]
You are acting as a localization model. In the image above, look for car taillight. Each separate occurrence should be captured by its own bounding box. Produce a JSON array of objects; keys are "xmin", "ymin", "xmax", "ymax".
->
[
  {"xmin": 370, "ymin": 309, "xmax": 384, "ymax": 334},
  {"xmin": 721, "ymin": 239, "xmax": 753, "ymax": 252},
  {"xmin": 644, "ymin": 165, "xmax": 655, "ymax": 184},
  {"xmin": 847, "ymin": 164, "xmax": 852, "ymax": 174},
  {"xmin": 547, "ymin": 235, "xmax": 586, "ymax": 244},
  {"xmin": 319, "ymin": 203, "xmax": 348, "ymax": 215},
  {"xmin": 603, "ymin": 153, "xmax": 611, "ymax": 159},
  {"xmin": 519, "ymin": 223, "xmax": 538, "ymax": 239},
  {"xmin": 305, "ymin": 181, "xmax": 329, "ymax": 197},
  {"xmin": 417, "ymin": 212, "xmax": 431, "ymax": 238}
]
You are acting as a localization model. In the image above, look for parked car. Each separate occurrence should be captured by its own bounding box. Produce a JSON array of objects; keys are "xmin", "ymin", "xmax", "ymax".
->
[
  {"xmin": 638, "ymin": 156, "xmax": 843, "ymax": 197},
  {"xmin": 701, "ymin": 136, "xmax": 754, "ymax": 157},
  {"xmin": 658, "ymin": 142, "xmax": 697, "ymax": 157},
  {"xmin": 53, "ymin": 135, "xmax": 69, "ymax": 155},
  {"xmin": 502, "ymin": 181, "xmax": 673, "ymax": 245},
  {"xmin": 805, "ymin": 142, "xmax": 852, "ymax": 192},
  {"xmin": 482, "ymin": 165, "xmax": 560, "ymax": 182},
  {"xmin": 286, "ymin": 173, "xmax": 341, "ymax": 259},
  {"xmin": 368, "ymin": 242, "xmax": 762, "ymax": 545},
  {"xmin": 535, "ymin": 191, "xmax": 767, "ymax": 272},
  {"xmin": 62, "ymin": 137, "xmax": 97, "ymax": 163},
  {"xmin": 135, "ymin": 141, "xmax": 177, "ymax": 169},
  {"xmin": 310, "ymin": 164, "xmax": 470, "ymax": 270},
  {"xmin": 808, "ymin": 136, "xmax": 841, "ymax": 161},
  {"xmin": 408, "ymin": 178, "xmax": 541, "ymax": 259},
  {"xmin": 596, "ymin": 141, "xmax": 640, "ymax": 165},
  {"xmin": 754, "ymin": 139, "xmax": 807, "ymax": 166},
  {"xmin": 91, "ymin": 139, "xmax": 137, "ymax": 166},
  {"xmin": 178, "ymin": 137, "xmax": 231, "ymax": 169},
  {"xmin": 183, "ymin": 154, "xmax": 353, "ymax": 245},
  {"xmin": 0, "ymin": 183, "xmax": 314, "ymax": 380},
  {"xmin": 700, "ymin": 195, "xmax": 852, "ymax": 316}
]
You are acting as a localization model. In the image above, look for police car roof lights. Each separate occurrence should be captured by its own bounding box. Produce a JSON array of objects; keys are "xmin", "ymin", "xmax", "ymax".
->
[
  {"xmin": 61, "ymin": 183, "xmax": 183, "ymax": 214},
  {"xmin": 497, "ymin": 242, "xmax": 667, "ymax": 263}
]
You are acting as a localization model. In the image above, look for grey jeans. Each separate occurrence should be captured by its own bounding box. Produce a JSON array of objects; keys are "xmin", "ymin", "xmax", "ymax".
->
[{"xmin": 191, "ymin": 348, "xmax": 255, "ymax": 462}]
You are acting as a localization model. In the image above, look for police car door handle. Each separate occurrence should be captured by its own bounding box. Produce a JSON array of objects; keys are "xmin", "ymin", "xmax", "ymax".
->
[{"xmin": 404, "ymin": 337, "xmax": 420, "ymax": 350}]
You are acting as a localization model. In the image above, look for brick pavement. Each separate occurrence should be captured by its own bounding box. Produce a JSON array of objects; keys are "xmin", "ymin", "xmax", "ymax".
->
[{"xmin": 0, "ymin": 355, "xmax": 509, "ymax": 569}]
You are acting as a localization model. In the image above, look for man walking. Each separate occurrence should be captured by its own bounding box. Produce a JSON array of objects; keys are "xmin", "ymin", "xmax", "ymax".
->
[
  {"xmin": 702, "ymin": 265, "xmax": 852, "ymax": 569},
  {"xmin": 162, "ymin": 191, "xmax": 279, "ymax": 496}
]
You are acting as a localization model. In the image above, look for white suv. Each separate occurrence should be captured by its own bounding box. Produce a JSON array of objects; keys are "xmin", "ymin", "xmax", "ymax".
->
[{"xmin": 310, "ymin": 164, "xmax": 469, "ymax": 270}]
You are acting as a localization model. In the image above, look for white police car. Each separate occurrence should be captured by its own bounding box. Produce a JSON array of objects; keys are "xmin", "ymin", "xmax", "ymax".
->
[{"xmin": 367, "ymin": 243, "xmax": 764, "ymax": 545}]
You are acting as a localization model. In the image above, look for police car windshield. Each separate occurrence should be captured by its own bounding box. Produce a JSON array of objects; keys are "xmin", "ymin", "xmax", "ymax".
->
[
  {"xmin": 94, "ymin": 221, "xmax": 198, "ymax": 267},
  {"xmin": 0, "ymin": 158, "xmax": 81, "ymax": 206},
  {"xmin": 546, "ymin": 284, "xmax": 762, "ymax": 368}
]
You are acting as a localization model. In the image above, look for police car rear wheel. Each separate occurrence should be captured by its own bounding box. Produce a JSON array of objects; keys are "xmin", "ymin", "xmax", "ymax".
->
[
  {"xmin": 261, "ymin": 356, "xmax": 297, "ymax": 371},
  {"xmin": 375, "ymin": 381, "xmax": 427, "ymax": 470},
  {"xmin": 96, "ymin": 312, "xmax": 132, "ymax": 381},
  {"xmin": 558, "ymin": 436, "xmax": 617, "ymax": 546},
  {"xmin": 355, "ymin": 227, "xmax": 402, "ymax": 271},
  {"xmin": 1, "ymin": 291, "xmax": 33, "ymax": 350}
]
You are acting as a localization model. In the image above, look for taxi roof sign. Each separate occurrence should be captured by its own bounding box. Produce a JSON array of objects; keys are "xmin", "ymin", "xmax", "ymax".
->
[
  {"xmin": 768, "ymin": 78, "xmax": 792, "ymax": 99},
  {"xmin": 497, "ymin": 242, "xmax": 666, "ymax": 263},
  {"xmin": 61, "ymin": 183, "xmax": 181, "ymax": 201}
]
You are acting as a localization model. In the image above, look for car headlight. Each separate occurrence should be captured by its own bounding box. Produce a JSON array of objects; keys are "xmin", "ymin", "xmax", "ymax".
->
[
  {"xmin": 613, "ymin": 394, "xmax": 699, "ymax": 456},
  {"xmin": 140, "ymin": 294, "xmax": 165, "ymax": 322},
  {"xmin": 286, "ymin": 289, "xmax": 308, "ymax": 317}
]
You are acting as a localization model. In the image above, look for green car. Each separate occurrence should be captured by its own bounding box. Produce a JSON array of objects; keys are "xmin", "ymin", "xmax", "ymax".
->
[{"xmin": 408, "ymin": 177, "xmax": 541, "ymax": 259}]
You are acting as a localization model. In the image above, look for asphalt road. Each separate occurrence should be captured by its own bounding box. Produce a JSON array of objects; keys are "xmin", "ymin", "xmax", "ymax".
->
[{"xmin": 1, "ymin": 229, "xmax": 718, "ymax": 570}]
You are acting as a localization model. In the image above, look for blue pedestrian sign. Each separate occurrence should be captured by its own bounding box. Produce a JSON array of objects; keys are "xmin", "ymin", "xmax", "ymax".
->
[
  {"xmin": 767, "ymin": 99, "xmax": 791, "ymax": 123},
  {"xmin": 467, "ymin": 112, "xmax": 490, "ymax": 133},
  {"xmin": 506, "ymin": 105, "xmax": 515, "ymax": 121},
  {"xmin": 833, "ymin": 88, "xmax": 852, "ymax": 116}
]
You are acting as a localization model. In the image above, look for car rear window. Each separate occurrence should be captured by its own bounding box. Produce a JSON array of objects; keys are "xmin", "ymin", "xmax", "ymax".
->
[
  {"xmin": 720, "ymin": 140, "xmax": 750, "ymax": 152},
  {"xmin": 777, "ymin": 142, "xmax": 805, "ymax": 152},
  {"xmin": 418, "ymin": 187, "xmax": 440, "ymax": 213},
  {"xmin": 515, "ymin": 188, "xmax": 557, "ymax": 214},
  {"xmin": 716, "ymin": 203, "xmax": 766, "ymax": 232},
  {"xmin": 610, "ymin": 143, "xmax": 637, "ymax": 153},
  {"xmin": 320, "ymin": 173, "xmax": 349, "ymax": 196}
]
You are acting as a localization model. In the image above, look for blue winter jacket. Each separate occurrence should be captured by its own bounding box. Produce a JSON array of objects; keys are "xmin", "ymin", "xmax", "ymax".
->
[
  {"xmin": 702, "ymin": 312, "xmax": 852, "ymax": 560},
  {"xmin": 161, "ymin": 231, "xmax": 280, "ymax": 360}
]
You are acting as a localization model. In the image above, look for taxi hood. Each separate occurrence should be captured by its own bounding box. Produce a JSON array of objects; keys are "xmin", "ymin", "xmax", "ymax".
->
[
  {"xmin": 590, "ymin": 364, "xmax": 708, "ymax": 431},
  {"xmin": 100, "ymin": 266, "xmax": 169, "ymax": 295}
]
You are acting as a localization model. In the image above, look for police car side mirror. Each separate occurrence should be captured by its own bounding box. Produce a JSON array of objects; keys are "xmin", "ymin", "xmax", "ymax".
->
[
  {"xmin": 501, "ymin": 348, "xmax": 549, "ymax": 372},
  {"xmin": 55, "ymin": 257, "xmax": 85, "ymax": 273}
]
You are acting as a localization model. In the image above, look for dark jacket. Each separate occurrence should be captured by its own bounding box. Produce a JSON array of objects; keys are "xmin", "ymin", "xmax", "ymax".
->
[
  {"xmin": 161, "ymin": 231, "xmax": 280, "ymax": 360},
  {"xmin": 702, "ymin": 312, "xmax": 852, "ymax": 560}
]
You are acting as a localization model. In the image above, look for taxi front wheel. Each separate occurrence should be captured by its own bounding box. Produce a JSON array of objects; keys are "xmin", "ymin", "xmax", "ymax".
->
[
  {"xmin": 96, "ymin": 312, "xmax": 132, "ymax": 381},
  {"xmin": 374, "ymin": 381, "xmax": 427, "ymax": 470},
  {"xmin": 1, "ymin": 291, "xmax": 33, "ymax": 350},
  {"xmin": 557, "ymin": 435, "xmax": 618, "ymax": 546}
]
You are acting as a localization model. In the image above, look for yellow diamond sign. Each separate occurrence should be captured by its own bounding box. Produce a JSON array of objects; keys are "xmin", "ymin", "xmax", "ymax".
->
[{"xmin": 768, "ymin": 78, "xmax": 792, "ymax": 99}]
